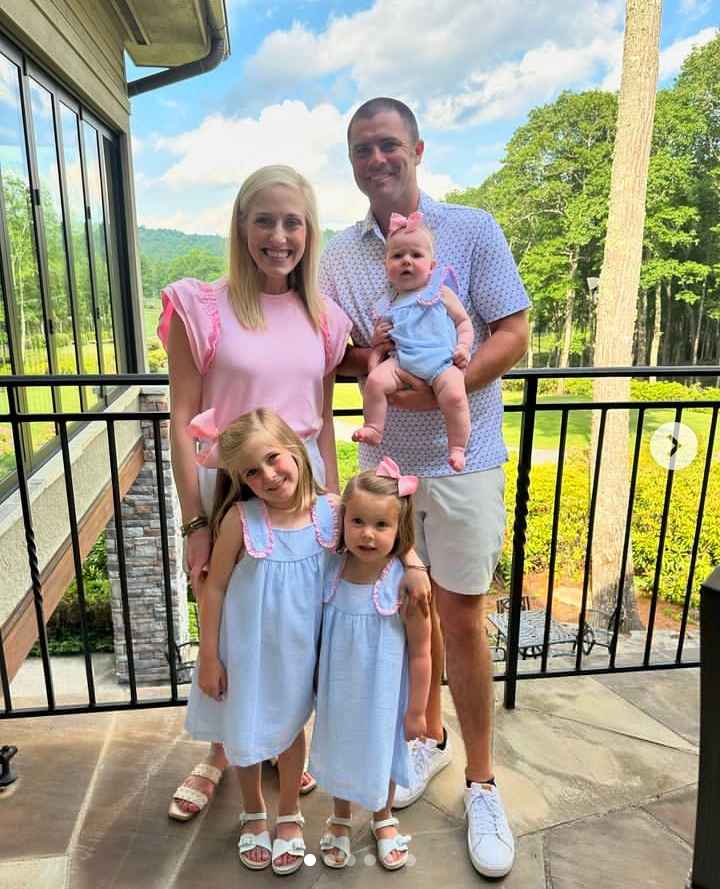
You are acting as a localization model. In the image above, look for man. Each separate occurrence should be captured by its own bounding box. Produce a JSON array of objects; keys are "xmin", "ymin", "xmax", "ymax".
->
[{"xmin": 319, "ymin": 97, "xmax": 529, "ymax": 879}]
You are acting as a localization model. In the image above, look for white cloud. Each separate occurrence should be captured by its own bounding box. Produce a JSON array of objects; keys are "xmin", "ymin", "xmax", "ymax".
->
[
  {"xmin": 601, "ymin": 25, "xmax": 718, "ymax": 90},
  {"xmin": 243, "ymin": 0, "xmax": 625, "ymax": 127},
  {"xmin": 659, "ymin": 26, "xmax": 717, "ymax": 79},
  {"xmin": 139, "ymin": 100, "xmax": 460, "ymax": 234}
]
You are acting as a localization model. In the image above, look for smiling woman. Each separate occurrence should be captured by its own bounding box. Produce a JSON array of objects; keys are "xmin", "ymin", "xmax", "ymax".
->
[{"xmin": 158, "ymin": 164, "xmax": 352, "ymax": 825}]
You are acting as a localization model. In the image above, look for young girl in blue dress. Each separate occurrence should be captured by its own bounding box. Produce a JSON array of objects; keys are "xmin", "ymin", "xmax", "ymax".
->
[
  {"xmin": 309, "ymin": 457, "xmax": 432, "ymax": 871},
  {"xmin": 185, "ymin": 407, "xmax": 339, "ymax": 876}
]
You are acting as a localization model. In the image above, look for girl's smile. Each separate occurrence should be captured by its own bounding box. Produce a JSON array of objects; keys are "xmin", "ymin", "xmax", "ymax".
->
[{"xmin": 239, "ymin": 434, "xmax": 299, "ymax": 508}]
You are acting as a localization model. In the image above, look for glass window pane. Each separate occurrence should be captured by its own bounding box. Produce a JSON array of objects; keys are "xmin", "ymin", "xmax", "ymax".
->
[
  {"xmin": 0, "ymin": 52, "xmax": 55, "ymax": 455},
  {"xmin": 83, "ymin": 121, "xmax": 116, "ymax": 374},
  {"xmin": 29, "ymin": 79, "xmax": 81, "ymax": 413},
  {"xmin": 0, "ymin": 289, "xmax": 15, "ymax": 485},
  {"xmin": 59, "ymin": 103, "xmax": 100, "ymax": 408}
]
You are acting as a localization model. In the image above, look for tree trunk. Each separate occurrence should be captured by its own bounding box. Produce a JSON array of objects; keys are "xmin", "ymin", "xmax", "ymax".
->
[
  {"xmin": 692, "ymin": 285, "xmax": 705, "ymax": 365},
  {"xmin": 636, "ymin": 287, "xmax": 647, "ymax": 365},
  {"xmin": 661, "ymin": 280, "xmax": 673, "ymax": 365},
  {"xmin": 590, "ymin": 0, "xmax": 660, "ymax": 631},
  {"xmin": 527, "ymin": 315, "xmax": 535, "ymax": 369},
  {"xmin": 557, "ymin": 254, "xmax": 578, "ymax": 394},
  {"xmin": 649, "ymin": 282, "xmax": 662, "ymax": 381}
]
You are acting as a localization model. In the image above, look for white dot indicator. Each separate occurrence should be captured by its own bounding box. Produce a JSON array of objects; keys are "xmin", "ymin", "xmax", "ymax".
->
[
  {"xmin": 650, "ymin": 421, "xmax": 698, "ymax": 471},
  {"xmin": 303, "ymin": 853, "xmax": 317, "ymax": 867},
  {"xmin": 364, "ymin": 853, "xmax": 377, "ymax": 866}
]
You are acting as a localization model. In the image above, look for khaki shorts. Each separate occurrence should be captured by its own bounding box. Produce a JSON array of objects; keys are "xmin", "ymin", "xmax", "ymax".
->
[{"xmin": 412, "ymin": 466, "xmax": 506, "ymax": 595}]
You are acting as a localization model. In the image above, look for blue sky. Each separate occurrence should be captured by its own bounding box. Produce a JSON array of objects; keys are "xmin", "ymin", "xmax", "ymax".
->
[{"xmin": 127, "ymin": 0, "xmax": 718, "ymax": 235}]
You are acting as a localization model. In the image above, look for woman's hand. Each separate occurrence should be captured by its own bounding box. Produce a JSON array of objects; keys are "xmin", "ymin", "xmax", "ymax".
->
[
  {"xmin": 404, "ymin": 709, "xmax": 427, "ymax": 742},
  {"xmin": 400, "ymin": 567, "xmax": 431, "ymax": 618},
  {"xmin": 186, "ymin": 526, "xmax": 211, "ymax": 593},
  {"xmin": 198, "ymin": 653, "xmax": 227, "ymax": 701}
]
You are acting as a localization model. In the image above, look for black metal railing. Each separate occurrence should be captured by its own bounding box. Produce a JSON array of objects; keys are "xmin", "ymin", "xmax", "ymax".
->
[
  {"xmin": 690, "ymin": 565, "xmax": 720, "ymax": 889},
  {"xmin": 0, "ymin": 365, "xmax": 718, "ymax": 720}
]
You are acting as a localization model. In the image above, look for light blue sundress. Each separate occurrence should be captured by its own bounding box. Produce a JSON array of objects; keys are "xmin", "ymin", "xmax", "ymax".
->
[
  {"xmin": 185, "ymin": 494, "xmax": 339, "ymax": 766},
  {"xmin": 377, "ymin": 265, "xmax": 461, "ymax": 385},
  {"xmin": 309, "ymin": 555, "xmax": 411, "ymax": 812}
]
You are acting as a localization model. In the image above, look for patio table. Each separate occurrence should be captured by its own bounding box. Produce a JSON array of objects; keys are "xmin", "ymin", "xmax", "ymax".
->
[{"xmin": 487, "ymin": 609, "xmax": 578, "ymax": 659}]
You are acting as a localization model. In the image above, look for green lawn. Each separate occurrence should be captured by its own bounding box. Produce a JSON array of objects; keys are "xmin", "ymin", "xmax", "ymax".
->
[{"xmin": 501, "ymin": 390, "xmax": 717, "ymax": 455}]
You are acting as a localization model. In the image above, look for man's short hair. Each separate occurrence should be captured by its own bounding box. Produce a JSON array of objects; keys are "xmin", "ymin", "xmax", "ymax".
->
[{"xmin": 347, "ymin": 98, "xmax": 420, "ymax": 145}]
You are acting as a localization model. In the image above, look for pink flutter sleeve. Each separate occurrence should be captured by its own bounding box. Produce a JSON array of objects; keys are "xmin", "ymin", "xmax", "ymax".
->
[
  {"xmin": 157, "ymin": 277, "xmax": 221, "ymax": 375},
  {"xmin": 320, "ymin": 297, "xmax": 352, "ymax": 374}
]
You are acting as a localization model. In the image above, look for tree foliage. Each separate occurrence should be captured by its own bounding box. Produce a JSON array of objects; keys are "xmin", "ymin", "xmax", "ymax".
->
[{"xmin": 447, "ymin": 34, "xmax": 720, "ymax": 369}]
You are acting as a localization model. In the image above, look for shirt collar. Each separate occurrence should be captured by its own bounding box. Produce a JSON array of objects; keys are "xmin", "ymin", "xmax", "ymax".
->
[{"xmin": 360, "ymin": 191, "xmax": 438, "ymax": 240}]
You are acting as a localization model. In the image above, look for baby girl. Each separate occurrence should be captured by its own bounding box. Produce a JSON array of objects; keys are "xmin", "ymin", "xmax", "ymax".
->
[{"xmin": 353, "ymin": 211, "xmax": 473, "ymax": 471}]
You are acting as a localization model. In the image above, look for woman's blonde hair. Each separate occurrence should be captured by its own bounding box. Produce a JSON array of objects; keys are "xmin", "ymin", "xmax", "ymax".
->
[
  {"xmin": 337, "ymin": 470, "xmax": 415, "ymax": 558},
  {"xmin": 227, "ymin": 165, "xmax": 323, "ymax": 331},
  {"xmin": 211, "ymin": 408, "xmax": 323, "ymax": 537}
]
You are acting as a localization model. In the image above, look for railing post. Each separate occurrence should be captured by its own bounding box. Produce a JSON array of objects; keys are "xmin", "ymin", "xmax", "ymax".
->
[
  {"xmin": 504, "ymin": 375, "xmax": 537, "ymax": 710},
  {"xmin": 690, "ymin": 565, "xmax": 720, "ymax": 889}
]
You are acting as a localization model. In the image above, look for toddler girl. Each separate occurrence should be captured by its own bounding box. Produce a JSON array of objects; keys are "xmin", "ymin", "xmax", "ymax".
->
[
  {"xmin": 309, "ymin": 457, "xmax": 432, "ymax": 870},
  {"xmin": 185, "ymin": 408, "xmax": 339, "ymax": 876},
  {"xmin": 353, "ymin": 211, "xmax": 474, "ymax": 471}
]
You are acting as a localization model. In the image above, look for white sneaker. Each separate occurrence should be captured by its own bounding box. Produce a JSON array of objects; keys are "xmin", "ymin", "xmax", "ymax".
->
[
  {"xmin": 392, "ymin": 730, "xmax": 452, "ymax": 809},
  {"xmin": 464, "ymin": 782, "xmax": 515, "ymax": 878}
]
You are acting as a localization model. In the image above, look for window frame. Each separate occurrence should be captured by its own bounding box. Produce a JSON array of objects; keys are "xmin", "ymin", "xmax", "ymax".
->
[{"xmin": 0, "ymin": 29, "xmax": 133, "ymax": 501}]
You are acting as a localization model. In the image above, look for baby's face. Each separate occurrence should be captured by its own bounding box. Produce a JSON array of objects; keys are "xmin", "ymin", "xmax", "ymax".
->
[{"xmin": 385, "ymin": 229, "xmax": 435, "ymax": 293}]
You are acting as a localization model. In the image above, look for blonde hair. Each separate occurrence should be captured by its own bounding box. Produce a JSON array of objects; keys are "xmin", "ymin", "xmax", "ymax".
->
[
  {"xmin": 227, "ymin": 165, "xmax": 323, "ymax": 330},
  {"xmin": 338, "ymin": 470, "xmax": 415, "ymax": 558},
  {"xmin": 211, "ymin": 408, "xmax": 323, "ymax": 537}
]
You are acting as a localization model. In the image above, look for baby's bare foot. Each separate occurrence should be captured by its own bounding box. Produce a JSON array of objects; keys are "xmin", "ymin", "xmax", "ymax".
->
[
  {"xmin": 352, "ymin": 425, "xmax": 383, "ymax": 446},
  {"xmin": 448, "ymin": 447, "xmax": 466, "ymax": 472}
]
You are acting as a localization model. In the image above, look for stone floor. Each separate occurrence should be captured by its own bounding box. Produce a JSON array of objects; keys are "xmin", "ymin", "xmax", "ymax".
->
[{"xmin": 0, "ymin": 666, "xmax": 699, "ymax": 889}]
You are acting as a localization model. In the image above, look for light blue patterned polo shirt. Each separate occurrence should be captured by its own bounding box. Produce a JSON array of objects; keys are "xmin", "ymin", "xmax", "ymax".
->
[{"xmin": 319, "ymin": 191, "xmax": 530, "ymax": 478}]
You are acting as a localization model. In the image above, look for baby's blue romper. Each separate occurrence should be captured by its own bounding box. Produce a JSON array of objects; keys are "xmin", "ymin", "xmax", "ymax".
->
[
  {"xmin": 309, "ymin": 555, "xmax": 411, "ymax": 812},
  {"xmin": 185, "ymin": 494, "xmax": 338, "ymax": 766},
  {"xmin": 379, "ymin": 265, "xmax": 462, "ymax": 385}
]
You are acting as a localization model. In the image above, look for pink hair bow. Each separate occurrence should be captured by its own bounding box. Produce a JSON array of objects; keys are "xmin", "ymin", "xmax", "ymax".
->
[
  {"xmin": 186, "ymin": 407, "xmax": 220, "ymax": 468},
  {"xmin": 376, "ymin": 456, "xmax": 418, "ymax": 497},
  {"xmin": 388, "ymin": 210, "xmax": 424, "ymax": 238}
]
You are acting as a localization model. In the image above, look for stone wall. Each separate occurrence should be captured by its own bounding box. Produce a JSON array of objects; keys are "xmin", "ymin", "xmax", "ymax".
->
[{"xmin": 106, "ymin": 389, "xmax": 189, "ymax": 685}]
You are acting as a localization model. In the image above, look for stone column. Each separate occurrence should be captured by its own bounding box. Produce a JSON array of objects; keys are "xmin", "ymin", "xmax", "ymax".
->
[{"xmin": 106, "ymin": 388, "xmax": 189, "ymax": 685}]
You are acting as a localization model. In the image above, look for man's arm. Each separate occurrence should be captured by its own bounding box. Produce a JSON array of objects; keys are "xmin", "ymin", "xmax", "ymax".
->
[{"xmin": 337, "ymin": 343, "xmax": 373, "ymax": 378}]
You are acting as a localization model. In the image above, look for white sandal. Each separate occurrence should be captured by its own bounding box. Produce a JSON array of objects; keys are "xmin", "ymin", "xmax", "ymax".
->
[
  {"xmin": 168, "ymin": 762, "xmax": 223, "ymax": 822},
  {"xmin": 272, "ymin": 812, "xmax": 306, "ymax": 875},
  {"xmin": 371, "ymin": 816, "xmax": 411, "ymax": 870},
  {"xmin": 319, "ymin": 815, "xmax": 352, "ymax": 868},
  {"xmin": 238, "ymin": 811, "xmax": 272, "ymax": 870}
]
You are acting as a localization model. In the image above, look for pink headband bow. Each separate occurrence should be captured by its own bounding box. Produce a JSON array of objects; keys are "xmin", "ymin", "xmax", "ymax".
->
[
  {"xmin": 388, "ymin": 210, "xmax": 424, "ymax": 239},
  {"xmin": 186, "ymin": 407, "xmax": 220, "ymax": 468},
  {"xmin": 376, "ymin": 456, "xmax": 418, "ymax": 497}
]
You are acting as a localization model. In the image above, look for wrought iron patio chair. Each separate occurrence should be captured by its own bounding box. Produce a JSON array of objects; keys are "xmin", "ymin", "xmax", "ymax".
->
[{"xmin": 495, "ymin": 595, "xmax": 532, "ymax": 614}]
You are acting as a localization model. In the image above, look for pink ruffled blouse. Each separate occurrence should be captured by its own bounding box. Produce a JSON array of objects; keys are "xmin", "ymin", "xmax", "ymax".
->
[{"xmin": 157, "ymin": 277, "xmax": 352, "ymax": 438}]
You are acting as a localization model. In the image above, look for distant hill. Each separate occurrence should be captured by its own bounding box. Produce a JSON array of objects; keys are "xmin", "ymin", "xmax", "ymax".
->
[
  {"xmin": 138, "ymin": 225, "xmax": 337, "ymax": 263},
  {"xmin": 138, "ymin": 226, "xmax": 226, "ymax": 262}
]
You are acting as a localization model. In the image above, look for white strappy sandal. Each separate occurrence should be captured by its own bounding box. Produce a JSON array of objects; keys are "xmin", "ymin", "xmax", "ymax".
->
[
  {"xmin": 168, "ymin": 762, "xmax": 223, "ymax": 821},
  {"xmin": 237, "ymin": 811, "xmax": 272, "ymax": 871},
  {"xmin": 319, "ymin": 815, "xmax": 353, "ymax": 868},
  {"xmin": 370, "ymin": 816, "xmax": 411, "ymax": 870},
  {"xmin": 272, "ymin": 812, "xmax": 306, "ymax": 875}
]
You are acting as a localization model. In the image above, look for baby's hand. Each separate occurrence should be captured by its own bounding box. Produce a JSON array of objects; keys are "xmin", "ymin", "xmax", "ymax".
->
[
  {"xmin": 198, "ymin": 654, "xmax": 227, "ymax": 702},
  {"xmin": 453, "ymin": 344, "xmax": 470, "ymax": 369},
  {"xmin": 371, "ymin": 318, "xmax": 393, "ymax": 349},
  {"xmin": 404, "ymin": 710, "xmax": 427, "ymax": 742}
]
